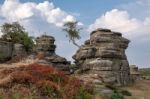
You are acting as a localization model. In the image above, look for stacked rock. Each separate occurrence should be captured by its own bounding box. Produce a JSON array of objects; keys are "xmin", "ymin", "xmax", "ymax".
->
[
  {"xmin": 36, "ymin": 35, "xmax": 56, "ymax": 55},
  {"xmin": 130, "ymin": 65, "xmax": 140, "ymax": 80},
  {"xmin": 35, "ymin": 35, "xmax": 70, "ymax": 74},
  {"xmin": 73, "ymin": 28, "xmax": 131, "ymax": 86}
]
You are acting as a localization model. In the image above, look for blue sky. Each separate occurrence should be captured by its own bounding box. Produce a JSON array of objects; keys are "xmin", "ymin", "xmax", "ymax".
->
[{"xmin": 0, "ymin": 0, "xmax": 150, "ymax": 68}]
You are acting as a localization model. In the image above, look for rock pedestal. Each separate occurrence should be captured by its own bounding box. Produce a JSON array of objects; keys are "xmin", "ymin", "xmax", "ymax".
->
[
  {"xmin": 73, "ymin": 28, "xmax": 131, "ymax": 86},
  {"xmin": 35, "ymin": 35, "xmax": 70, "ymax": 74}
]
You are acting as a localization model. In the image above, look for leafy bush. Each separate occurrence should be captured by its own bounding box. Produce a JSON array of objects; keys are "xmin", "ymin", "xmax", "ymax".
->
[
  {"xmin": 0, "ymin": 96, "xmax": 3, "ymax": 99},
  {"xmin": 75, "ymin": 86, "xmax": 92, "ymax": 99},
  {"xmin": 111, "ymin": 90, "xmax": 124, "ymax": 99},
  {"xmin": 140, "ymin": 69, "xmax": 150, "ymax": 76},
  {"xmin": 120, "ymin": 90, "xmax": 132, "ymax": 96},
  {"xmin": 1, "ymin": 22, "xmax": 34, "ymax": 52}
]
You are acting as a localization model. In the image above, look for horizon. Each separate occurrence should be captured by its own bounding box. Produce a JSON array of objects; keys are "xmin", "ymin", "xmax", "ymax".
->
[{"xmin": 0, "ymin": 0, "xmax": 150, "ymax": 68}]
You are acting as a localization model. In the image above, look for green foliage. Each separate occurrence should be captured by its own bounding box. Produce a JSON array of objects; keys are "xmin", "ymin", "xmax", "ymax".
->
[
  {"xmin": 140, "ymin": 69, "xmax": 150, "ymax": 76},
  {"xmin": 75, "ymin": 86, "xmax": 92, "ymax": 99},
  {"xmin": 110, "ymin": 89, "xmax": 132, "ymax": 99},
  {"xmin": 42, "ymin": 85, "xmax": 57, "ymax": 96},
  {"xmin": 111, "ymin": 90, "xmax": 124, "ymax": 99},
  {"xmin": 105, "ymin": 84, "xmax": 132, "ymax": 99},
  {"xmin": 63, "ymin": 21, "xmax": 82, "ymax": 47},
  {"xmin": 0, "ymin": 96, "xmax": 3, "ymax": 99},
  {"xmin": 1, "ymin": 22, "xmax": 34, "ymax": 52},
  {"xmin": 10, "ymin": 93, "xmax": 20, "ymax": 99},
  {"xmin": 120, "ymin": 90, "xmax": 132, "ymax": 96}
]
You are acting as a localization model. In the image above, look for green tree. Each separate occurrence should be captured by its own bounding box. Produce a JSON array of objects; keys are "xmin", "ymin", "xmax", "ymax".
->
[
  {"xmin": 1, "ymin": 22, "xmax": 34, "ymax": 52},
  {"xmin": 63, "ymin": 21, "xmax": 82, "ymax": 48}
]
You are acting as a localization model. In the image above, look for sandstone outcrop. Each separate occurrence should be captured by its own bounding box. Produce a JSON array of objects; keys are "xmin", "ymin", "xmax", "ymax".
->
[
  {"xmin": 0, "ymin": 41, "xmax": 13, "ymax": 62},
  {"xmin": 130, "ymin": 65, "xmax": 140, "ymax": 80},
  {"xmin": 35, "ymin": 35, "xmax": 70, "ymax": 73},
  {"xmin": 12, "ymin": 44, "xmax": 27, "ymax": 57},
  {"xmin": 73, "ymin": 28, "xmax": 131, "ymax": 86}
]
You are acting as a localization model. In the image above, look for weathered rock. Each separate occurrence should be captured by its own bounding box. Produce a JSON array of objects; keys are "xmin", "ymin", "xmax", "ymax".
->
[
  {"xmin": 130, "ymin": 65, "xmax": 140, "ymax": 81},
  {"xmin": 73, "ymin": 28, "xmax": 131, "ymax": 86},
  {"xmin": 36, "ymin": 35, "xmax": 56, "ymax": 55},
  {"xmin": 35, "ymin": 35, "xmax": 70, "ymax": 74},
  {"xmin": 0, "ymin": 41, "xmax": 13, "ymax": 62},
  {"xmin": 12, "ymin": 43, "xmax": 27, "ymax": 57}
]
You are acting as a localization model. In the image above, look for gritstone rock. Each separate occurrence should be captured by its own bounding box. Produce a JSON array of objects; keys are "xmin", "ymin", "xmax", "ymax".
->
[
  {"xmin": 0, "ymin": 41, "xmax": 13, "ymax": 62},
  {"xmin": 73, "ymin": 28, "xmax": 131, "ymax": 86},
  {"xmin": 130, "ymin": 65, "xmax": 140, "ymax": 81},
  {"xmin": 35, "ymin": 35, "xmax": 70, "ymax": 74}
]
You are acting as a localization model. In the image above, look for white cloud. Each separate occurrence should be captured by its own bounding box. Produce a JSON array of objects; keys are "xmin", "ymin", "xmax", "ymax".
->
[
  {"xmin": 0, "ymin": 0, "xmax": 84, "ymax": 62},
  {"xmin": 88, "ymin": 9, "xmax": 150, "ymax": 40},
  {"xmin": 0, "ymin": 0, "xmax": 77, "ymax": 27}
]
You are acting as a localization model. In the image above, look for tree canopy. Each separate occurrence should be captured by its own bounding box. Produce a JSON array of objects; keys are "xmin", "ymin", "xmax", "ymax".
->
[
  {"xmin": 1, "ymin": 22, "xmax": 34, "ymax": 52},
  {"xmin": 63, "ymin": 21, "xmax": 82, "ymax": 48}
]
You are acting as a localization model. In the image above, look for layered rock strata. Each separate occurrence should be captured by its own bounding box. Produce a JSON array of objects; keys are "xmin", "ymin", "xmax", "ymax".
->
[
  {"xmin": 35, "ymin": 35, "xmax": 70, "ymax": 73},
  {"xmin": 73, "ymin": 28, "xmax": 131, "ymax": 86},
  {"xmin": 0, "ymin": 41, "xmax": 13, "ymax": 62},
  {"xmin": 130, "ymin": 65, "xmax": 140, "ymax": 80}
]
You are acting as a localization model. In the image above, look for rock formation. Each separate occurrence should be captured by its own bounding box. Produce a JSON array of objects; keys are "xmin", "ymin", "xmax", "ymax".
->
[
  {"xmin": 35, "ymin": 35, "xmax": 70, "ymax": 74},
  {"xmin": 130, "ymin": 65, "xmax": 140, "ymax": 80},
  {"xmin": 0, "ymin": 41, "xmax": 13, "ymax": 62},
  {"xmin": 12, "ymin": 44, "xmax": 27, "ymax": 57},
  {"xmin": 73, "ymin": 28, "xmax": 131, "ymax": 86}
]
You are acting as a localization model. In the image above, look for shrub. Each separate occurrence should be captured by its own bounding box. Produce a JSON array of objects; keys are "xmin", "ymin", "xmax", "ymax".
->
[
  {"xmin": 1, "ymin": 22, "xmax": 34, "ymax": 53},
  {"xmin": 120, "ymin": 90, "xmax": 132, "ymax": 96},
  {"xmin": 75, "ymin": 86, "xmax": 92, "ymax": 99},
  {"xmin": 0, "ymin": 96, "xmax": 3, "ymax": 99},
  {"xmin": 0, "ymin": 63, "xmax": 92, "ymax": 99},
  {"xmin": 111, "ymin": 90, "xmax": 124, "ymax": 99},
  {"xmin": 37, "ymin": 80, "xmax": 60, "ymax": 97}
]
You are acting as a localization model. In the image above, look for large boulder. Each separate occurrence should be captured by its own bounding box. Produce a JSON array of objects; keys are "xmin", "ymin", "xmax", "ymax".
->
[
  {"xmin": 0, "ymin": 41, "xmax": 13, "ymax": 62},
  {"xmin": 73, "ymin": 28, "xmax": 131, "ymax": 86},
  {"xmin": 12, "ymin": 43, "xmax": 27, "ymax": 57}
]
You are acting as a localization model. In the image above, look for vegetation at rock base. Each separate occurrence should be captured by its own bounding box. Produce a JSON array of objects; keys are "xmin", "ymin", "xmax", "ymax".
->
[
  {"xmin": 140, "ymin": 68, "xmax": 150, "ymax": 76},
  {"xmin": 1, "ymin": 22, "xmax": 34, "ymax": 52},
  {"xmin": 104, "ymin": 84, "xmax": 132, "ymax": 99},
  {"xmin": 0, "ymin": 64, "xmax": 92, "ymax": 99},
  {"xmin": 63, "ymin": 21, "xmax": 82, "ymax": 48}
]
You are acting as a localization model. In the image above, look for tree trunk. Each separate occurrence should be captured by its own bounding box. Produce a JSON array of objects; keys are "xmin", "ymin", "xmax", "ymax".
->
[{"xmin": 72, "ymin": 40, "xmax": 80, "ymax": 48}]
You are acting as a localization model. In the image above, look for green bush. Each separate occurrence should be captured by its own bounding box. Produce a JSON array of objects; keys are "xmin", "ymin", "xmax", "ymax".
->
[
  {"xmin": 0, "ymin": 96, "xmax": 3, "ymax": 99},
  {"xmin": 120, "ymin": 90, "xmax": 132, "ymax": 96},
  {"xmin": 1, "ymin": 22, "xmax": 34, "ymax": 53},
  {"xmin": 140, "ymin": 70, "xmax": 150, "ymax": 76},
  {"xmin": 111, "ymin": 90, "xmax": 124, "ymax": 99},
  {"xmin": 75, "ymin": 86, "xmax": 92, "ymax": 99}
]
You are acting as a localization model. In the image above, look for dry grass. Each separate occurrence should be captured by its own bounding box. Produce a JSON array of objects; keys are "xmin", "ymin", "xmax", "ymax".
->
[
  {"xmin": 0, "ymin": 63, "xmax": 92, "ymax": 99},
  {"xmin": 123, "ymin": 80, "xmax": 150, "ymax": 99}
]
